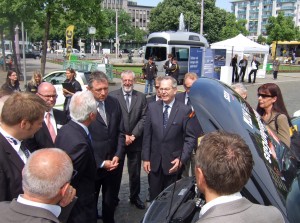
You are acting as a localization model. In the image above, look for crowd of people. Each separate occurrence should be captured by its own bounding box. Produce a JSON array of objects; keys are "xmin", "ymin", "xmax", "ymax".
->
[{"xmin": 0, "ymin": 65, "xmax": 291, "ymax": 223}]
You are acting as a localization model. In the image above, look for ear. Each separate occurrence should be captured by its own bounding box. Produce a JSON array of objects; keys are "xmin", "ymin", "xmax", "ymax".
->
[
  {"xmin": 60, "ymin": 182, "xmax": 70, "ymax": 197},
  {"xmin": 20, "ymin": 120, "xmax": 30, "ymax": 130},
  {"xmin": 272, "ymin": 96, "xmax": 277, "ymax": 103}
]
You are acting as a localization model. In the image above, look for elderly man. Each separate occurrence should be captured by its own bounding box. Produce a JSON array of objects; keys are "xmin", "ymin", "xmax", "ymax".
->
[
  {"xmin": 195, "ymin": 131, "xmax": 284, "ymax": 223},
  {"xmin": 110, "ymin": 70, "xmax": 147, "ymax": 209},
  {"xmin": 87, "ymin": 71, "xmax": 125, "ymax": 223},
  {"xmin": 0, "ymin": 93, "xmax": 47, "ymax": 202},
  {"xmin": 25, "ymin": 82, "xmax": 68, "ymax": 151},
  {"xmin": 0, "ymin": 148, "xmax": 76, "ymax": 223},
  {"xmin": 231, "ymin": 83, "xmax": 247, "ymax": 100},
  {"xmin": 55, "ymin": 91, "xmax": 98, "ymax": 223},
  {"xmin": 142, "ymin": 76, "xmax": 196, "ymax": 201}
]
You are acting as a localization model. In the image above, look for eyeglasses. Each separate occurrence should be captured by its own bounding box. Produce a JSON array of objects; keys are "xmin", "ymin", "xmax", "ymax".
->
[
  {"xmin": 257, "ymin": 93, "xmax": 273, "ymax": 98},
  {"xmin": 38, "ymin": 93, "xmax": 58, "ymax": 98}
]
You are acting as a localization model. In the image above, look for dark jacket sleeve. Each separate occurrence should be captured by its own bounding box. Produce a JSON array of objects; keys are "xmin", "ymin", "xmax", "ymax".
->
[{"xmin": 131, "ymin": 95, "xmax": 147, "ymax": 138}]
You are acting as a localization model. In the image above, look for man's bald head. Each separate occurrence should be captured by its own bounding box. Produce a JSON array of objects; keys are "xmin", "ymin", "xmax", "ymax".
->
[
  {"xmin": 22, "ymin": 148, "xmax": 73, "ymax": 199},
  {"xmin": 37, "ymin": 82, "xmax": 58, "ymax": 109}
]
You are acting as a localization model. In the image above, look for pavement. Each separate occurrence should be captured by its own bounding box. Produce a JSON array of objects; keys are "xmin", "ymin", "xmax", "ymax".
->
[{"xmin": 1, "ymin": 57, "xmax": 300, "ymax": 223}]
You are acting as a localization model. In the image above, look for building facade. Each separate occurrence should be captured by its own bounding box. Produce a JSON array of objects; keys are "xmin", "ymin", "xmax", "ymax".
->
[
  {"xmin": 231, "ymin": 0, "xmax": 300, "ymax": 40},
  {"xmin": 101, "ymin": 0, "xmax": 154, "ymax": 31}
]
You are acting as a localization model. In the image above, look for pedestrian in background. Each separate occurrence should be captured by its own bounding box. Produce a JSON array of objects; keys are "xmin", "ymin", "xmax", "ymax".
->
[
  {"xmin": 163, "ymin": 54, "xmax": 173, "ymax": 76},
  {"xmin": 142, "ymin": 57, "xmax": 157, "ymax": 95},
  {"xmin": 166, "ymin": 57, "xmax": 180, "ymax": 83},
  {"xmin": 230, "ymin": 54, "xmax": 239, "ymax": 83},
  {"xmin": 26, "ymin": 70, "xmax": 43, "ymax": 93},
  {"xmin": 231, "ymin": 83, "xmax": 247, "ymax": 100},
  {"xmin": 272, "ymin": 58, "xmax": 280, "ymax": 80},
  {"xmin": 238, "ymin": 55, "xmax": 248, "ymax": 82},
  {"xmin": 1, "ymin": 70, "xmax": 21, "ymax": 93},
  {"xmin": 248, "ymin": 56, "xmax": 260, "ymax": 84}
]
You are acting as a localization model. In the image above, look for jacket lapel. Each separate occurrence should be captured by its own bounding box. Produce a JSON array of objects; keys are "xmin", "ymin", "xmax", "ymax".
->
[
  {"xmin": 129, "ymin": 90, "xmax": 138, "ymax": 112},
  {"xmin": 116, "ymin": 89, "xmax": 128, "ymax": 112}
]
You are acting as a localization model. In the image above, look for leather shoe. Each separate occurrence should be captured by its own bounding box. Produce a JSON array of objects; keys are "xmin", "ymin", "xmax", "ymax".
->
[{"xmin": 130, "ymin": 197, "xmax": 145, "ymax": 209}]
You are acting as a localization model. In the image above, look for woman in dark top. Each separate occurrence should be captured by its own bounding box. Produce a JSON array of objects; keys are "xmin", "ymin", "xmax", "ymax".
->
[
  {"xmin": 1, "ymin": 70, "xmax": 21, "ymax": 93},
  {"xmin": 26, "ymin": 70, "xmax": 43, "ymax": 93},
  {"xmin": 63, "ymin": 68, "xmax": 82, "ymax": 113}
]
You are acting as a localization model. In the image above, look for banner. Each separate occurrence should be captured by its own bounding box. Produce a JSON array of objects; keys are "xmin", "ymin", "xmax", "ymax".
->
[
  {"xmin": 189, "ymin": 47, "xmax": 203, "ymax": 77},
  {"xmin": 66, "ymin": 25, "xmax": 74, "ymax": 60}
]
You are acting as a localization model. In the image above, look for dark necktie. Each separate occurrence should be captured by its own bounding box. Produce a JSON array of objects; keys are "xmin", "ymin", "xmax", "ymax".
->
[
  {"xmin": 186, "ymin": 96, "xmax": 191, "ymax": 107},
  {"xmin": 125, "ymin": 93, "xmax": 130, "ymax": 111},
  {"xmin": 98, "ymin": 102, "xmax": 107, "ymax": 125},
  {"xmin": 20, "ymin": 142, "xmax": 30, "ymax": 158},
  {"xmin": 163, "ymin": 105, "xmax": 170, "ymax": 128}
]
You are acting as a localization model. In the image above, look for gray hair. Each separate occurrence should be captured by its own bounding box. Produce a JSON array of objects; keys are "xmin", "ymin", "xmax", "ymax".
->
[
  {"xmin": 22, "ymin": 148, "xmax": 73, "ymax": 199},
  {"xmin": 231, "ymin": 83, "xmax": 247, "ymax": 99},
  {"xmin": 161, "ymin": 76, "xmax": 177, "ymax": 88},
  {"xmin": 88, "ymin": 71, "xmax": 108, "ymax": 89},
  {"xmin": 69, "ymin": 90, "xmax": 97, "ymax": 122},
  {"xmin": 121, "ymin": 70, "xmax": 135, "ymax": 79}
]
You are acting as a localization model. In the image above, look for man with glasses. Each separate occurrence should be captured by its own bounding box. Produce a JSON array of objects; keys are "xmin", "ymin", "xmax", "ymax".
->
[
  {"xmin": 55, "ymin": 91, "xmax": 98, "ymax": 223},
  {"xmin": 25, "ymin": 82, "xmax": 68, "ymax": 151},
  {"xmin": 176, "ymin": 72, "xmax": 203, "ymax": 178},
  {"xmin": 147, "ymin": 76, "xmax": 163, "ymax": 104},
  {"xmin": 0, "ymin": 148, "xmax": 76, "ymax": 223},
  {"xmin": 110, "ymin": 70, "xmax": 147, "ymax": 209},
  {"xmin": 142, "ymin": 76, "xmax": 196, "ymax": 201}
]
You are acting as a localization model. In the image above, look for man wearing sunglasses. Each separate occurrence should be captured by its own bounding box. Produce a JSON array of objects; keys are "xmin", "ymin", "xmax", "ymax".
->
[{"xmin": 25, "ymin": 82, "xmax": 68, "ymax": 152}]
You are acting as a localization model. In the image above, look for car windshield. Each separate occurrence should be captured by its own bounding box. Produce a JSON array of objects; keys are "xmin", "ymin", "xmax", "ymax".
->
[{"xmin": 145, "ymin": 46, "xmax": 167, "ymax": 62}]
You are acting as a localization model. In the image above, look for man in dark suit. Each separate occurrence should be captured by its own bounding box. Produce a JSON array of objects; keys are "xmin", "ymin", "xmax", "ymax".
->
[
  {"xmin": 195, "ymin": 132, "xmax": 284, "ymax": 223},
  {"xmin": 0, "ymin": 148, "xmax": 76, "ymax": 223},
  {"xmin": 55, "ymin": 90, "xmax": 98, "ymax": 223},
  {"xmin": 25, "ymin": 82, "xmax": 68, "ymax": 151},
  {"xmin": 87, "ymin": 71, "xmax": 125, "ymax": 223},
  {"xmin": 142, "ymin": 76, "xmax": 196, "ymax": 201},
  {"xmin": 163, "ymin": 53, "xmax": 173, "ymax": 76},
  {"xmin": 146, "ymin": 76, "xmax": 163, "ymax": 104},
  {"xmin": 176, "ymin": 72, "xmax": 203, "ymax": 177},
  {"xmin": 110, "ymin": 70, "xmax": 147, "ymax": 209},
  {"xmin": 0, "ymin": 92, "xmax": 47, "ymax": 202}
]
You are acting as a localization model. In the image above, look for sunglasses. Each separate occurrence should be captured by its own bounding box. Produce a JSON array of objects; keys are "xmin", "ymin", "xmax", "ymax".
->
[{"xmin": 257, "ymin": 93, "xmax": 273, "ymax": 98}]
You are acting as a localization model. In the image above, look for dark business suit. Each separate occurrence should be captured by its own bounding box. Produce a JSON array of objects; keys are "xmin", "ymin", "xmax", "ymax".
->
[
  {"xmin": 109, "ymin": 89, "xmax": 147, "ymax": 200},
  {"xmin": 88, "ymin": 95, "xmax": 125, "ymax": 223},
  {"xmin": 55, "ymin": 120, "xmax": 97, "ymax": 223},
  {"xmin": 25, "ymin": 109, "xmax": 68, "ymax": 152},
  {"xmin": 176, "ymin": 92, "xmax": 203, "ymax": 177},
  {"xmin": 146, "ymin": 95, "xmax": 158, "ymax": 104},
  {"xmin": 196, "ymin": 198, "xmax": 284, "ymax": 223},
  {"xmin": 142, "ymin": 99, "xmax": 196, "ymax": 200},
  {"xmin": 0, "ymin": 133, "xmax": 24, "ymax": 202},
  {"xmin": 0, "ymin": 199, "xmax": 60, "ymax": 223}
]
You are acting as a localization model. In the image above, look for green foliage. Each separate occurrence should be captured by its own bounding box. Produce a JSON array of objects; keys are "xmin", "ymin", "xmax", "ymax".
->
[
  {"xmin": 219, "ymin": 13, "xmax": 249, "ymax": 40},
  {"xmin": 266, "ymin": 12, "xmax": 297, "ymax": 44},
  {"xmin": 257, "ymin": 34, "xmax": 266, "ymax": 44}
]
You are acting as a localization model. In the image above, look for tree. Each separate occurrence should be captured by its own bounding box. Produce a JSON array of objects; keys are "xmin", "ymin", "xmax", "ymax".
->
[
  {"xmin": 257, "ymin": 34, "xmax": 266, "ymax": 44},
  {"xmin": 148, "ymin": 0, "xmax": 235, "ymax": 43},
  {"xmin": 219, "ymin": 13, "xmax": 249, "ymax": 40}
]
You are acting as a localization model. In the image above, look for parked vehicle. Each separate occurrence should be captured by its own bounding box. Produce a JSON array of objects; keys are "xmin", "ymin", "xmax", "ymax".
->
[
  {"xmin": 20, "ymin": 50, "xmax": 41, "ymax": 59},
  {"xmin": 63, "ymin": 48, "xmax": 86, "ymax": 58},
  {"xmin": 142, "ymin": 78, "xmax": 300, "ymax": 223}
]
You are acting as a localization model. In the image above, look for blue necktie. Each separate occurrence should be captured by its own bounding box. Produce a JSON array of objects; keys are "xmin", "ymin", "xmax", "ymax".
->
[
  {"xmin": 163, "ymin": 105, "xmax": 170, "ymax": 128},
  {"xmin": 20, "ymin": 142, "xmax": 30, "ymax": 158}
]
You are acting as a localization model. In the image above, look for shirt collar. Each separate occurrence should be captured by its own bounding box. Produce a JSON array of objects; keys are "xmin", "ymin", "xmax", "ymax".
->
[
  {"xmin": 199, "ymin": 192, "xmax": 242, "ymax": 217},
  {"xmin": 44, "ymin": 109, "xmax": 54, "ymax": 118},
  {"xmin": 71, "ymin": 119, "xmax": 89, "ymax": 136},
  {"xmin": 0, "ymin": 126, "xmax": 22, "ymax": 150},
  {"xmin": 122, "ymin": 89, "xmax": 132, "ymax": 96},
  {"xmin": 17, "ymin": 195, "xmax": 61, "ymax": 217},
  {"xmin": 163, "ymin": 98, "xmax": 175, "ymax": 108}
]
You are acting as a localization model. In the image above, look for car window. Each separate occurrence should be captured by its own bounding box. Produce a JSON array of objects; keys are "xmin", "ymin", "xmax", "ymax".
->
[
  {"xmin": 44, "ymin": 72, "xmax": 66, "ymax": 85},
  {"xmin": 82, "ymin": 72, "xmax": 91, "ymax": 85}
]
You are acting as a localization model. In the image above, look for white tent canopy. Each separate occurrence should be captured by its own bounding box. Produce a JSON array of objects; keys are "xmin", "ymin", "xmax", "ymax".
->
[
  {"xmin": 210, "ymin": 34, "xmax": 269, "ymax": 82},
  {"xmin": 210, "ymin": 34, "xmax": 269, "ymax": 53}
]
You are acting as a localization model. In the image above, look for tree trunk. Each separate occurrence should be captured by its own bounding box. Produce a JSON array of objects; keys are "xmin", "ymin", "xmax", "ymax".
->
[
  {"xmin": 41, "ymin": 11, "xmax": 51, "ymax": 76},
  {"xmin": 9, "ymin": 22, "xmax": 21, "ymax": 77},
  {"xmin": 0, "ymin": 28, "xmax": 6, "ymax": 71}
]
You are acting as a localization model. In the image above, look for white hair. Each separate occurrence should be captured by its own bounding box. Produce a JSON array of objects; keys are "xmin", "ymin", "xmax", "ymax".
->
[
  {"xmin": 22, "ymin": 148, "xmax": 73, "ymax": 199},
  {"xmin": 69, "ymin": 90, "xmax": 97, "ymax": 122}
]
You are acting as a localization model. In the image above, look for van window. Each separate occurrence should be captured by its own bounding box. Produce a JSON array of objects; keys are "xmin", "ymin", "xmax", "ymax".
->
[
  {"xmin": 145, "ymin": 46, "xmax": 167, "ymax": 62},
  {"xmin": 171, "ymin": 47, "xmax": 189, "ymax": 61}
]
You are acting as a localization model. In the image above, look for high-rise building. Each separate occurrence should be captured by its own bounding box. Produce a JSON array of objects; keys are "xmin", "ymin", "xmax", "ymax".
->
[
  {"xmin": 101, "ymin": 0, "xmax": 154, "ymax": 31},
  {"xmin": 231, "ymin": 0, "xmax": 300, "ymax": 40}
]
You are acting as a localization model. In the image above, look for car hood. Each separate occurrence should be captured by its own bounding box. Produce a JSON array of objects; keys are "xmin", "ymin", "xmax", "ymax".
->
[{"xmin": 189, "ymin": 77, "xmax": 300, "ymax": 222}]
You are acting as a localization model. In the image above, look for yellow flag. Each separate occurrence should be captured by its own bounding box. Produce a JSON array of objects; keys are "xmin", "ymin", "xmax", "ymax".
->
[{"xmin": 66, "ymin": 25, "xmax": 74, "ymax": 60}]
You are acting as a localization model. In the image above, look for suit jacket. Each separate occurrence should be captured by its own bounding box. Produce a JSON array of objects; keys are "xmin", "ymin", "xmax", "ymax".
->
[
  {"xmin": 109, "ymin": 89, "xmax": 147, "ymax": 152},
  {"xmin": 0, "ymin": 133, "xmax": 24, "ymax": 201},
  {"xmin": 55, "ymin": 120, "xmax": 96, "ymax": 223},
  {"xmin": 142, "ymin": 99, "xmax": 196, "ymax": 175},
  {"xmin": 146, "ymin": 95, "xmax": 157, "ymax": 104},
  {"xmin": 25, "ymin": 108, "xmax": 68, "ymax": 152},
  {"xmin": 176, "ymin": 92, "xmax": 203, "ymax": 144},
  {"xmin": 196, "ymin": 198, "xmax": 284, "ymax": 223},
  {"xmin": 88, "ymin": 95, "xmax": 125, "ymax": 170},
  {"xmin": 0, "ymin": 199, "xmax": 60, "ymax": 223}
]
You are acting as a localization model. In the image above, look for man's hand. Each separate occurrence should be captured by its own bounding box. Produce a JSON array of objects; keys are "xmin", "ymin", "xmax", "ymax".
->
[
  {"xmin": 143, "ymin": 161, "xmax": 151, "ymax": 174},
  {"xmin": 103, "ymin": 156, "xmax": 119, "ymax": 171},
  {"xmin": 59, "ymin": 184, "xmax": 76, "ymax": 207},
  {"xmin": 169, "ymin": 158, "xmax": 182, "ymax": 174},
  {"xmin": 125, "ymin": 134, "xmax": 133, "ymax": 146}
]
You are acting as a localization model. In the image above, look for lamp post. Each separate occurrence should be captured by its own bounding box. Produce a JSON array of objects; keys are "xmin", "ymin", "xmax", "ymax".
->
[
  {"xmin": 200, "ymin": 0, "xmax": 204, "ymax": 35},
  {"xmin": 115, "ymin": 9, "xmax": 118, "ymax": 59},
  {"xmin": 109, "ymin": 39, "xmax": 113, "ymax": 54}
]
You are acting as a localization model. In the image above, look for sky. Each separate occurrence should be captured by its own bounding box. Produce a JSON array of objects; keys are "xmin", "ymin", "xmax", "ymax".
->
[{"xmin": 137, "ymin": 0, "xmax": 231, "ymax": 11}]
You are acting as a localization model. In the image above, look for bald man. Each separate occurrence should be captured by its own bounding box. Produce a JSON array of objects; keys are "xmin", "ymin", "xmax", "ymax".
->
[
  {"xmin": 0, "ymin": 148, "xmax": 76, "ymax": 223},
  {"xmin": 25, "ymin": 82, "xmax": 68, "ymax": 151}
]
